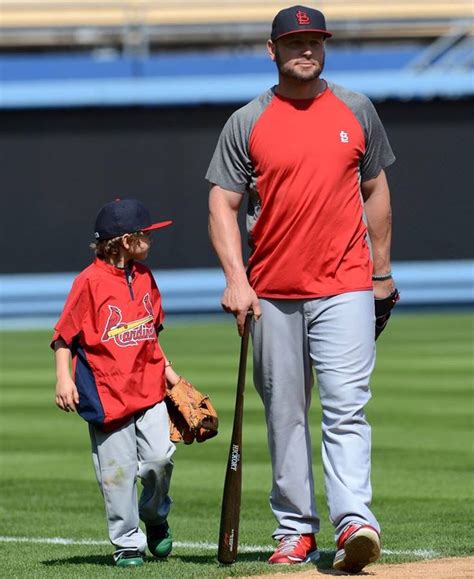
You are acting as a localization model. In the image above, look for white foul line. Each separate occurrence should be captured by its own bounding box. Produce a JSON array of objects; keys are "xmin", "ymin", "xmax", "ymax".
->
[{"xmin": 0, "ymin": 536, "xmax": 440, "ymax": 558}]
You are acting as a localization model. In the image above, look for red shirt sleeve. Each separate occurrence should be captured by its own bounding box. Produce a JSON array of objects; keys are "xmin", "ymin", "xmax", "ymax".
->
[
  {"xmin": 51, "ymin": 274, "xmax": 91, "ymax": 348},
  {"xmin": 150, "ymin": 276, "xmax": 165, "ymax": 332}
]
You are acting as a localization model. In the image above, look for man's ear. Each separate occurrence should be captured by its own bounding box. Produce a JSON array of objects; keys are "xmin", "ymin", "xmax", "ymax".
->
[{"xmin": 267, "ymin": 39, "xmax": 276, "ymax": 61}]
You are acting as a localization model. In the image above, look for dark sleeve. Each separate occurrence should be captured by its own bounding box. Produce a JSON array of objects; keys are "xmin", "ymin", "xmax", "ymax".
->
[
  {"xmin": 205, "ymin": 111, "xmax": 253, "ymax": 193},
  {"xmin": 359, "ymin": 97, "xmax": 396, "ymax": 181},
  {"xmin": 205, "ymin": 90, "xmax": 273, "ymax": 192}
]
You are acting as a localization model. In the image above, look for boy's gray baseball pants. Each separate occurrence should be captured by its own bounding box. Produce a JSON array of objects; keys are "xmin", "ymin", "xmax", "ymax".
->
[
  {"xmin": 89, "ymin": 401, "xmax": 175, "ymax": 554},
  {"xmin": 251, "ymin": 291, "xmax": 379, "ymax": 541}
]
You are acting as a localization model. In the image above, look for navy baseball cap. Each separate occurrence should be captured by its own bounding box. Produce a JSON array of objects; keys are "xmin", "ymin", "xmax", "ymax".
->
[
  {"xmin": 271, "ymin": 5, "xmax": 332, "ymax": 41},
  {"xmin": 94, "ymin": 198, "xmax": 172, "ymax": 240}
]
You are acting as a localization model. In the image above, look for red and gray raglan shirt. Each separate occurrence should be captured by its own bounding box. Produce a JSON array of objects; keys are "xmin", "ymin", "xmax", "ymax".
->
[
  {"xmin": 206, "ymin": 82, "xmax": 396, "ymax": 299},
  {"xmin": 51, "ymin": 258, "xmax": 166, "ymax": 431}
]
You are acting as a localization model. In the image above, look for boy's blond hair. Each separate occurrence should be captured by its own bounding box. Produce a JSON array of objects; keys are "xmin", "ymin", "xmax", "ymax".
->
[{"xmin": 90, "ymin": 232, "xmax": 147, "ymax": 259}]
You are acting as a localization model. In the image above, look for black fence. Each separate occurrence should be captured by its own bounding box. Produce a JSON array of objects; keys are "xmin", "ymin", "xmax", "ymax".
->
[{"xmin": 1, "ymin": 98, "xmax": 473, "ymax": 273}]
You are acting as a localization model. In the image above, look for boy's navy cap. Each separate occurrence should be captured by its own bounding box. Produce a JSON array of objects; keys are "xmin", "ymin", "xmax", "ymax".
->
[
  {"xmin": 94, "ymin": 198, "xmax": 172, "ymax": 240},
  {"xmin": 271, "ymin": 5, "xmax": 332, "ymax": 41}
]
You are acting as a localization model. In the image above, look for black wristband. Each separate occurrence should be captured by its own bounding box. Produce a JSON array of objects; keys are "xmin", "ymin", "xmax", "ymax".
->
[{"xmin": 372, "ymin": 272, "xmax": 392, "ymax": 281}]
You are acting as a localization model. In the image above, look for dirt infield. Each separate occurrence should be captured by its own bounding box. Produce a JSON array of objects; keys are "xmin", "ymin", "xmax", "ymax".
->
[{"xmin": 244, "ymin": 557, "xmax": 474, "ymax": 577}]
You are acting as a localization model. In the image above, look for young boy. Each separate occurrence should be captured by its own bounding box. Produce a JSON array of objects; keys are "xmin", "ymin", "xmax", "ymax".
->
[{"xmin": 52, "ymin": 198, "xmax": 180, "ymax": 567}]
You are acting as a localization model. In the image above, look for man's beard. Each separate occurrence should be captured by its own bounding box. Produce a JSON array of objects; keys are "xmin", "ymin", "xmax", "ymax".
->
[{"xmin": 275, "ymin": 48, "xmax": 325, "ymax": 82}]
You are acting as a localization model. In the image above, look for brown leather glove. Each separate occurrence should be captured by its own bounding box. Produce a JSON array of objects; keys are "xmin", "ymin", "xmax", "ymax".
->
[{"xmin": 165, "ymin": 377, "xmax": 218, "ymax": 444}]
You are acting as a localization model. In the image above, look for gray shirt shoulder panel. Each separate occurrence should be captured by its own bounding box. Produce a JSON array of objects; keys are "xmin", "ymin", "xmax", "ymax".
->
[
  {"xmin": 328, "ymin": 81, "xmax": 396, "ymax": 181},
  {"xmin": 205, "ymin": 89, "xmax": 274, "ymax": 193}
]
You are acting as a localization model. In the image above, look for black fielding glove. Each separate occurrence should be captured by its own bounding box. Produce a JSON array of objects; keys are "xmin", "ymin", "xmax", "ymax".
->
[{"xmin": 375, "ymin": 289, "xmax": 400, "ymax": 340}]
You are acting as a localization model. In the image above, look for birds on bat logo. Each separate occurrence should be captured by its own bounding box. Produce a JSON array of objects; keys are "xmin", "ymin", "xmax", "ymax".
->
[{"xmin": 101, "ymin": 293, "xmax": 156, "ymax": 347}]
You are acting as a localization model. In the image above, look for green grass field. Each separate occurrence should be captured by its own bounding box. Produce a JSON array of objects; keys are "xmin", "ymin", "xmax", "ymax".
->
[{"xmin": 0, "ymin": 312, "xmax": 473, "ymax": 577}]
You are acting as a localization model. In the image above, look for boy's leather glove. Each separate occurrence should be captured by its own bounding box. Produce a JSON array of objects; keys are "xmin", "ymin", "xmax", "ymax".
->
[
  {"xmin": 375, "ymin": 289, "xmax": 400, "ymax": 340},
  {"xmin": 165, "ymin": 377, "xmax": 218, "ymax": 444}
]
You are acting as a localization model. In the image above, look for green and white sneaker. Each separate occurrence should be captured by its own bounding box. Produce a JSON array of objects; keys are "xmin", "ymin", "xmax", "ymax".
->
[
  {"xmin": 146, "ymin": 521, "xmax": 173, "ymax": 558},
  {"xmin": 114, "ymin": 549, "xmax": 144, "ymax": 567}
]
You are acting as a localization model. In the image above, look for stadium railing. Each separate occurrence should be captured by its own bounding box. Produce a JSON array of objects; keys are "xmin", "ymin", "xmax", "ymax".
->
[
  {"xmin": 1, "ymin": 1, "xmax": 473, "ymax": 48},
  {"xmin": 1, "ymin": 0, "xmax": 472, "ymax": 26}
]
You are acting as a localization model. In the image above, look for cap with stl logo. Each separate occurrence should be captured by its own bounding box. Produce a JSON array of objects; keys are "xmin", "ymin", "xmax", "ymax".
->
[
  {"xmin": 94, "ymin": 198, "xmax": 172, "ymax": 241},
  {"xmin": 271, "ymin": 5, "xmax": 332, "ymax": 41}
]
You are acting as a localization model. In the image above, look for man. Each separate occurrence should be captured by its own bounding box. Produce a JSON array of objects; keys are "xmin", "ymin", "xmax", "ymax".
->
[{"xmin": 206, "ymin": 5, "xmax": 398, "ymax": 573}]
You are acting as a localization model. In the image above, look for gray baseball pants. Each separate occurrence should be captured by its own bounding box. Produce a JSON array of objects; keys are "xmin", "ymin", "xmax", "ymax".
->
[
  {"xmin": 89, "ymin": 401, "xmax": 175, "ymax": 554},
  {"xmin": 251, "ymin": 291, "xmax": 379, "ymax": 541}
]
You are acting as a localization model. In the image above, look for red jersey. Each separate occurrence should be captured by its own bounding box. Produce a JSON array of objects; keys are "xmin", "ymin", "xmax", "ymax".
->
[
  {"xmin": 206, "ymin": 82, "xmax": 395, "ymax": 299},
  {"xmin": 52, "ymin": 258, "xmax": 166, "ymax": 431}
]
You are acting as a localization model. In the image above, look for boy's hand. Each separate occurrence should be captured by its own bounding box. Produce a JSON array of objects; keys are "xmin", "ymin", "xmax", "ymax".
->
[
  {"xmin": 55, "ymin": 377, "xmax": 79, "ymax": 412},
  {"xmin": 165, "ymin": 363, "xmax": 181, "ymax": 387}
]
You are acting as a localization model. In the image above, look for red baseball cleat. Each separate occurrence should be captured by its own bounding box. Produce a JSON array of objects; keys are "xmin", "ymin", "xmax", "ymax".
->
[
  {"xmin": 333, "ymin": 523, "xmax": 381, "ymax": 573},
  {"xmin": 268, "ymin": 533, "xmax": 319, "ymax": 565}
]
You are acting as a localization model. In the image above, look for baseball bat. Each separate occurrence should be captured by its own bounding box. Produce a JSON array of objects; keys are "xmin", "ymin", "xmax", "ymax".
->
[{"xmin": 217, "ymin": 312, "xmax": 252, "ymax": 564}]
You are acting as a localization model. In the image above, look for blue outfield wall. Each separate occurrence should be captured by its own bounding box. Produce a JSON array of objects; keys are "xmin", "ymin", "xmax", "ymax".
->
[
  {"xmin": 2, "ymin": 70, "xmax": 472, "ymax": 109},
  {"xmin": 1, "ymin": 46, "xmax": 473, "ymax": 109},
  {"xmin": 0, "ymin": 47, "xmax": 420, "ymax": 81},
  {"xmin": 0, "ymin": 261, "xmax": 472, "ymax": 330}
]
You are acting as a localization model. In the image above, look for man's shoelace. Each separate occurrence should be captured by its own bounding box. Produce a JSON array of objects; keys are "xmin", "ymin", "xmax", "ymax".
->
[{"xmin": 275, "ymin": 535, "xmax": 304, "ymax": 555}]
